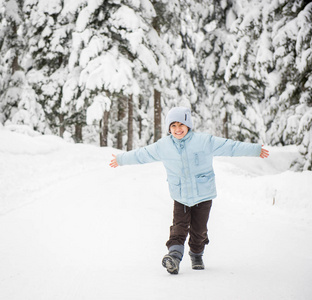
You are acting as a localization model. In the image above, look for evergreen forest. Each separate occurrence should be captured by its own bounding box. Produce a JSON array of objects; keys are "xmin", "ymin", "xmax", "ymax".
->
[{"xmin": 0, "ymin": 0, "xmax": 311, "ymax": 170}]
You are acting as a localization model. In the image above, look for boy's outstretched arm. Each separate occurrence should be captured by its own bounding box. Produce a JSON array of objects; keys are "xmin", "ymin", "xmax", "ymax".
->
[
  {"xmin": 109, "ymin": 154, "xmax": 119, "ymax": 168},
  {"xmin": 260, "ymin": 146, "xmax": 269, "ymax": 159}
]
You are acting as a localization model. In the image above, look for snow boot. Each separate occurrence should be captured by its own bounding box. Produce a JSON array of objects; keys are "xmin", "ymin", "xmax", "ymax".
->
[
  {"xmin": 162, "ymin": 250, "xmax": 182, "ymax": 275},
  {"xmin": 189, "ymin": 251, "xmax": 205, "ymax": 270}
]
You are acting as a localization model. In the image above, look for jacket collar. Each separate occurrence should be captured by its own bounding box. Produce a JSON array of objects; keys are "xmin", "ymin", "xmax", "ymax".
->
[{"xmin": 170, "ymin": 130, "xmax": 193, "ymax": 145}]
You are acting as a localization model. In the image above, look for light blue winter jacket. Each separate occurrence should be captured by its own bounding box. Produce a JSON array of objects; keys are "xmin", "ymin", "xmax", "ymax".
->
[{"xmin": 116, "ymin": 131, "xmax": 262, "ymax": 207}]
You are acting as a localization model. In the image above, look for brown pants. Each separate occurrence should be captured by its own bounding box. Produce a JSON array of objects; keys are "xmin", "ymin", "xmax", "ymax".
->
[{"xmin": 166, "ymin": 200, "xmax": 212, "ymax": 254}]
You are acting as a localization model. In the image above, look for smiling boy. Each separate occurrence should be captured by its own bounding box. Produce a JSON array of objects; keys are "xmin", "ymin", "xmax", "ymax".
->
[
  {"xmin": 170, "ymin": 121, "xmax": 189, "ymax": 139},
  {"xmin": 110, "ymin": 107, "xmax": 269, "ymax": 274}
]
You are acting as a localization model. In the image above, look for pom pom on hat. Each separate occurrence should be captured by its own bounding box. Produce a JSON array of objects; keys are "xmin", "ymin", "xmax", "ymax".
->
[{"xmin": 165, "ymin": 107, "xmax": 193, "ymax": 133}]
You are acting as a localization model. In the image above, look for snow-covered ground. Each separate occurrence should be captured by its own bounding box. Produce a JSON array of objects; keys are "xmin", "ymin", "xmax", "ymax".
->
[{"xmin": 1, "ymin": 128, "xmax": 312, "ymax": 300}]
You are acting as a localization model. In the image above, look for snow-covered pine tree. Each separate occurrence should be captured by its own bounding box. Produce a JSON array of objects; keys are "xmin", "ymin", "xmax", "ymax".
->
[
  {"xmin": 69, "ymin": 0, "xmax": 168, "ymax": 149},
  {"xmin": 0, "ymin": 0, "xmax": 45, "ymax": 134},
  {"xmin": 289, "ymin": 2, "xmax": 312, "ymax": 170},
  {"xmin": 150, "ymin": 0, "xmax": 173, "ymax": 142},
  {"xmin": 24, "ymin": 0, "xmax": 78, "ymax": 139},
  {"xmin": 221, "ymin": 0, "xmax": 266, "ymax": 143},
  {"xmin": 153, "ymin": 0, "xmax": 202, "ymax": 132},
  {"xmin": 197, "ymin": 0, "xmax": 264, "ymax": 142},
  {"xmin": 198, "ymin": 0, "xmax": 235, "ymax": 137},
  {"xmin": 264, "ymin": 0, "xmax": 301, "ymax": 146},
  {"xmin": 263, "ymin": 0, "xmax": 312, "ymax": 170}
]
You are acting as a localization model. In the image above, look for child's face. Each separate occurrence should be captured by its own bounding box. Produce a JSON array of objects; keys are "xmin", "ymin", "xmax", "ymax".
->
[{"xmin": 170, "ymin": 122, "xmax": 189, "ymax": 139}]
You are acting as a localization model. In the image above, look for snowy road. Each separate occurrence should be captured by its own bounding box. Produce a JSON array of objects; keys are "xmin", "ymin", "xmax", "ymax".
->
[{"xmin": 1, "ymin": 131, "xmax": 312, "ymax": 300}]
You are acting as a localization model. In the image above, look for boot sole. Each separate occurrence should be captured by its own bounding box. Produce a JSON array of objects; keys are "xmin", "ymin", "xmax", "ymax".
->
[
  {"xmin": 162, "ymin": 255, "xmax": 179, "ymax": 274},
  {"xmin": 192, "ymin": 265, "xmax": 205, "ymax": 270}
]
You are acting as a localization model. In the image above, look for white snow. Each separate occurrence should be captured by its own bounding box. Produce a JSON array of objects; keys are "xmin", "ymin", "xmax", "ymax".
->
[
  {"xmin": 204, "ymin": 20, "xmax": 217, "ymax": 33},
  {"xmin": 0, "ymin": 128, "xmax": 312, "ymax": 300},
  {"xmin": 86, "ymin": 95, "xmax": 111, "ymax": 125}
]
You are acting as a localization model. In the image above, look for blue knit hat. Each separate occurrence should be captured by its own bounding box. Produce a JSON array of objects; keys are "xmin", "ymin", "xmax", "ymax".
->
[{"xmin": 166, "ymin": 107, "xmax": 193, "ymax": 133}]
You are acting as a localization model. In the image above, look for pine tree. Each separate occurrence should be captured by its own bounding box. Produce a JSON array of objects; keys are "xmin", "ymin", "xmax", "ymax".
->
[
  {"xmin": 0, "ymin": 0, "xmax": 45, "ymax": 134},
  {"xmin": 151, "ymin": 0, "xmax": 205, "ymax": 135},
  {"xmin": 220, "ymin": 0, "xmax": 266, "ymax": 142},
  {"xmin": 289, "ymin": 2, "xmax": 312, "ymax": 170},
  {"xmin": 197, "ymin": 0, "xmax": 235, "ymax": 136},
  {"xmin": 24, "ymin": 0, "xmax": 78, "ymax": 138},
  {"xmin": 262, "ymin": 0, "xmax": 312, "ymax": 170},
  {"xmin": 69, "ymin": 0, "xmax": 168, "ymax": 148}
]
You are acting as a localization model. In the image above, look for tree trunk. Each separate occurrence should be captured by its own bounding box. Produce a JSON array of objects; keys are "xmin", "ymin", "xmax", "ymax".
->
[
  {"xmin": 138, "ymin": 95, "xmax": 143, "ymax": 140},
  {"xmin": 154, "ymin": 89, "xmax": 162, "ymax": 142},
  {"xmin": 12, "ymin": 55, "xmax": 21, "ymax": 73},
  {"xmin": 100, "ymin": 110, "xmax": 109, "ymax": 147},
  {"xmin": 11, "ymin": 24, "xmax": 22, "ymax": 74},
  {"xmin": 117, "ymin": 96, "xmax": 126, "ymax": 150},
  {"xmin": 74, "ymin": 123, "xmax": 83, "ymax": 143},
  {"xmin": 59, "ymin": 114, "xmax": 65, "ymax": 138},
  {"xmin": 127, "ymin": 94, "xmax": 133, "ymax": 151},
  {"xmin": 223, "ymin": 111, "xmax": 229, "ymax": 139}
]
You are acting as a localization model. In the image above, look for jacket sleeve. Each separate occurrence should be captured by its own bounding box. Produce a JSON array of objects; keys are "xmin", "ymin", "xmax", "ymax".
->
[
  {"xmin": 116, "ymin": 142, "xmax": 161, "ymax": 166},
  {"xmin": 210, "ymin": 136, "xmax": 262, "ymax": 157}
]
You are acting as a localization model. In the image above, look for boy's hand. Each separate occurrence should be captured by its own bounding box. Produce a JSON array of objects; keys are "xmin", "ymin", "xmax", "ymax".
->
[
  {"xmin": 109, "ymin": 154, "xmax": 119, "ymax": 168},
  {"xmin": 260, "ymin": 146, "xmax": 269, "ymax": 159}
]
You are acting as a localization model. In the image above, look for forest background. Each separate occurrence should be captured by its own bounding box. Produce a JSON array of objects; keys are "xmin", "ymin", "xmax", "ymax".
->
[{"xmin": 0, "ymin": 0, "xmax": 311, "ymax": 170}]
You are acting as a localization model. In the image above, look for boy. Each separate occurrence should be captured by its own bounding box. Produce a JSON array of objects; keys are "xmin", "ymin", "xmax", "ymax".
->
[{"xmin": 109, "ymin": 107, "xmax": 269, "ymax": 275}]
